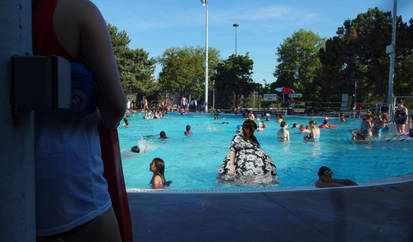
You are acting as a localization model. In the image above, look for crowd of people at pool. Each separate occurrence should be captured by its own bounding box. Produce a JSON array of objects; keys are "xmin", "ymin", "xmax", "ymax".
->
[
  {"xmin": 30, "ymin": 0, "xmax": 411, "ymax": 239},
  {"xmin": 30, "ymin": 0, "xmax": 410, "ymax": 240},
  {"xmin": 124, "ymin": 98, "xmax": 411, "ymax": 189}
]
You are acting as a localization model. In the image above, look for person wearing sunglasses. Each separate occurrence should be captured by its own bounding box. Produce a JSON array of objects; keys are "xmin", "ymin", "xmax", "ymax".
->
[{"xmin": 315, "ymin": 166, "xmax": 358, "ymax": 188}]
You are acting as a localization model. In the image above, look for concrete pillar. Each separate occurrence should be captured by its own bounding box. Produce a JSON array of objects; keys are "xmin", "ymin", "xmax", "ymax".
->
[{"xmin": 0, "ymin": 0, "xmax": 36, "ymax": 241}]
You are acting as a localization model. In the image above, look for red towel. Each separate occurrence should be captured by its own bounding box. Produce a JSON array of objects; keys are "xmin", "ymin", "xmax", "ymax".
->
[{"xmin": 99, "ymin": 124, "xmax": 133, "ymax": 242}]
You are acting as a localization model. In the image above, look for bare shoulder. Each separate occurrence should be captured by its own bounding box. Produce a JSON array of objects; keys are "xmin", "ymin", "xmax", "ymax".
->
[
  {"xmin": 60, "ymin": 0, "xmax": 98, "ymax": 9},
  {"xmin": 153, "ymin": 175, "xmax": 163, "ymax": 185},
  {"xmin": 60, "ymin": 0, "xmax": 103, "ymax": 21}
]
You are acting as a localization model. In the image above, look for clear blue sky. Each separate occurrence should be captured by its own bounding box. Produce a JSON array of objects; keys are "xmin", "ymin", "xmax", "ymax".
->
[{"xmin": 94, "ymin": 0, "xmax": 413, "ymax": 85}]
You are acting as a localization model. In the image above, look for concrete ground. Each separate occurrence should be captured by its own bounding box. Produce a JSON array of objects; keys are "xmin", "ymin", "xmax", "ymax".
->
[{"xmin": 128, "ymin": 177, "xmax": 413, "ymax": 242}]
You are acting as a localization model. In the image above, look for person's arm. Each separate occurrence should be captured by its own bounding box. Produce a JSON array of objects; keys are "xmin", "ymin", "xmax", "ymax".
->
[
  {"xmin": 315, "ymin": 180, "xmax": 343, "ymax": 188},
  {"xmin": 405, "ymin": 108, "xmax": 409, "ymax": 125},
  {"xmin": 286, "ymin": 131, "xmax": 290, "ymax": 141},
  {"xmin": 229, "ymin": 151, "xmax": 236, "ymax": 174},
  {"xmin": 152, "ymin": 175, "xmax": 164, "ymax": 189},
  {"xmin": 332, "ymin": 178, "xmax": 358, "ymax": 186},
  {"xmin": 78, "ymin": 1, "xmax": 126, "ymax": 129}
]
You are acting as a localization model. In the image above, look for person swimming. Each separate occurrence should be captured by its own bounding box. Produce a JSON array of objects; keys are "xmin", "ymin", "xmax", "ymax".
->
[
  {"xmin": 131, "ymin": 145, "xmax": 140, "ymax": 153},
  {"xmin": 315, "ymin": 166, "xmax": 357, "ymax": 188},
  {"xmin": 184, "ymin": 125, "xmax": 193, "ymax": 135},
  {"xmin": 160, "ymin": 131, "xmax": 168, "ymax": 139},
  {"xmin": 350, "ymin": 129, "xmax": 367, "ymax": 141}
]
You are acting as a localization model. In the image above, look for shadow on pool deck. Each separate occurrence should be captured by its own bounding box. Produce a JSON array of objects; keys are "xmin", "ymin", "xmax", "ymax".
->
[{"xmin": 127, "ymin": 178, "xmax": 413, "ymax": 242}]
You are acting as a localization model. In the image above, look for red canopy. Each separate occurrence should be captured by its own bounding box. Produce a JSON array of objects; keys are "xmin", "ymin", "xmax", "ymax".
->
[{"xmin": 275, "ymin": 87, "xmax": 294, "ymax": 94}]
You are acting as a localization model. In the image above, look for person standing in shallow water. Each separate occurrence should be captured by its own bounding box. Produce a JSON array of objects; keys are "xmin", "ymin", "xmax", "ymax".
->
[
  {"xmin": 395, "ymin": 99, "xmax": 409, "ymax": 133},
  {"xmin": 277, "ymin": 121, "xmax": 290, "ymax": 142},
  {"xmin": 149, "ymin": 158, "xmax": 171, "ymax": 189},
  {"xmin": 217, "ymin": 119, "xmax": 279, "ymax": 186},
  {"xmin": 305, "ymin": 120, "xmax": 320, "ymax": 142}
]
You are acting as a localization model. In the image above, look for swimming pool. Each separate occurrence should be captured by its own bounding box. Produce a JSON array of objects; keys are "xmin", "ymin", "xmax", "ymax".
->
[{"xmin": 118, "ymin": 112, "xmax": 413, "ymax": 190}]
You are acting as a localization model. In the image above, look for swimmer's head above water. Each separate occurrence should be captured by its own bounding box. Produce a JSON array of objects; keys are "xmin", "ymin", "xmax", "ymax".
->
[
  {"xmin": 131, "ymin": 145, "xmax": 140, "ymax": 153},
  {"xmin": 160, "ymin": 131, "xmax": 168, "ymax": 139}
]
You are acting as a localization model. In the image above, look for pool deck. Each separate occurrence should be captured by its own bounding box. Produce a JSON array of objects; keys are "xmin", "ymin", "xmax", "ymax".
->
[{"xmin": 127, "ymin": 174, "xmax": 413, "ymax": 242}]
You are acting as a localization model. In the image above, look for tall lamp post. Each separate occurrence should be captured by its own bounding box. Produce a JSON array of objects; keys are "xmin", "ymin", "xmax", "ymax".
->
[
  {"xmin": 353, "ymin": 80, "xmax": 357, "ymax": 118},
  {"xmin": 233, "ymin": 23, "xmax": 239, "ymax": 55},
  {"xmin": 201, "ymin": 0, "xmax": 209, "ymax": 112},
  {"xmin": 387, "ymin": 0, "xmax": 397, "ymax": 118}
]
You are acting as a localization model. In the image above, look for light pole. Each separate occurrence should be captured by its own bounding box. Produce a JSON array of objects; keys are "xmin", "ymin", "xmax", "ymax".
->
[
  {"xmin": 387, "ymin": 0, "xmax": 397, "ymax": 118},
  {"xmin": 233, "ymin": 23, "xmax": 239, "ymax": 55},
  {"xmin": 201, "ymin": 0, "xmax": 208, "ymax": 112},
  {"xmin": 353, "ymin": 80, "xmax": 357, "ymax": 118},
  {"xmin": 213, "ymin": 79, "xmax": 215, "ymax": 109}
]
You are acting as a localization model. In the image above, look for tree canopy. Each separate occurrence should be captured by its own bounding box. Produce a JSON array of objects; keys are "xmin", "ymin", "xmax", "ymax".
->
[
  {"xmin": 316, "ymin": 8, "xmax": 413, "ymax": 103},
  {"xmin": 273, "ymin": 29, "xmax": 326, "ymax": 101},
  {"xmin": 108, "ymin": 24, "xmax": 157, "ymax": 96},
  {"xmin": 214, "ymin": 54, "xmax": 258, "ymax": 108},
  {"xmin": 158, "ymin": 46, "xmax": 220, "ymax": 99}
]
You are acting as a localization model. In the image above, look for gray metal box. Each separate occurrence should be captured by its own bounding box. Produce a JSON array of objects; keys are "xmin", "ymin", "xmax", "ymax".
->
[{"xmin": 12, "ymin": 56, "xmax": 71, "ymax": 111}]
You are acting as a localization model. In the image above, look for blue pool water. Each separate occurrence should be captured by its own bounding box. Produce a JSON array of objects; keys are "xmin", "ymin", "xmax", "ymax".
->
[{"xmin": 118, "ymin": 112, "xmax": 413, "ymax": 190}]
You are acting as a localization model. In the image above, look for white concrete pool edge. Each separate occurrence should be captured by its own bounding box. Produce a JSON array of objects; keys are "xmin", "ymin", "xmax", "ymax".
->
[{"xmin": 126, "ymin": 172, "xmax": 413, "ymax": 194}]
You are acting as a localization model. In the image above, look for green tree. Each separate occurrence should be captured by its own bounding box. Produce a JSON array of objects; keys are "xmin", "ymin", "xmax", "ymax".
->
[
  {"xmin": 316, "ymin": 8, "xmax": 413, "ymax": 103},
  {"xmin": 107, "ymin": 24, "xmax": 157, "ymax": 96},
  {"xmin": 158, "ymin": 46, "xmax": 220, "ymax": 99},
  {"xmin": 273, "ymin": 29, "xmax": 326, "ymax": 101},
  {"xmin": 214, "ymin": 54, "xmax": 257, "ymax": 108}
]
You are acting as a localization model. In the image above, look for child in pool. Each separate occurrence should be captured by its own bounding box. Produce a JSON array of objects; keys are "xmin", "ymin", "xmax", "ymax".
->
[
  {"xmin": 372, "ymin": 113, "xmax": 386, "ymax": 137},
  {"xmin": 184, "ymin": 125, "xmax": 193, "ymax": 135},
  {"xmin": 160, "ymin": 131, "xmax": 168, "ymax": 139},
  {"xmin": 149, "ymin": 158, "xmax": 171, "ymax": 189},
  {"xmin": 350, "ymin": 129, "xmax": 367, "ymax": 141},
  {"xmin": 130, "ymin": 145, "xmax": 147, "ymax": 154}
]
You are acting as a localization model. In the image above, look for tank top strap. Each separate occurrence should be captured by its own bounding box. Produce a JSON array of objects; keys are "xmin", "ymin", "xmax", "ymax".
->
[{"xmin": 32, "ymin": 0, "xmax": 75, "ymax": 61}]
